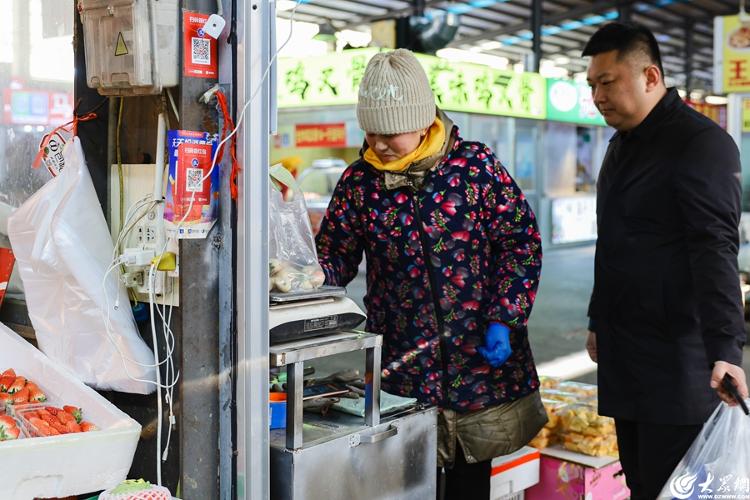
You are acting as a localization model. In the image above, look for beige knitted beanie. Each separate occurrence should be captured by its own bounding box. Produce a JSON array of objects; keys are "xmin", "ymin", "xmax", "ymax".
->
[{"xmin": 356, "ymin": 49, "xmax": 436, "ymax": 135}]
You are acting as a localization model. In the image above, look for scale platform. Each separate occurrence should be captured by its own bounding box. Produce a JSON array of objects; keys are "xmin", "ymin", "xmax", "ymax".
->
[{"xmin": 269, "ymin": 286, "xmax": 366, "ymax": 345}]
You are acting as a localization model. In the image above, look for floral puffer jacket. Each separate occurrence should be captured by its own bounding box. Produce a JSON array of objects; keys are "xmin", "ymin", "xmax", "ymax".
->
[{"xmin": 316, "ymin": 130, "xmax": 542, "ymax": 412}]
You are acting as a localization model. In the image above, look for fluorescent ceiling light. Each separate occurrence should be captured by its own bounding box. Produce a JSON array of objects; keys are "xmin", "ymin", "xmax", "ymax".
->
[
  {"xmin": 277, "ymin": 1, "xmax": 297, "ymax": 12},
  {"xmin": 480, "ymin": 41, "xmax": 503, "ymax": 50},
  {"xmin": 704, "ymin": 95, "xmax": 728, "ymax": 105},
  {"xmin": 540, "ymin": 60, "xmax": 568, "ymax": 79},
  {"xmin": 335, "ymin": 29, "xmax": 371, "ymax": 48},
  {"xmin": 436, "ymin": 48, "xmax": 509, "ymax": 69}
]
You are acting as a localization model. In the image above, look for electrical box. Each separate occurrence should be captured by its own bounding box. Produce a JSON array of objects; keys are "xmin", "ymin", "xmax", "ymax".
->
[{"xmin": 78, "ymin": 0, "xmax": 179, "ymax": 96}]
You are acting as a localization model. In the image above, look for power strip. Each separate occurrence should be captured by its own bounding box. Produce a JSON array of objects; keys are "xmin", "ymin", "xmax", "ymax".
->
[{"xmin": 110, "ymin": 163, "xmax": 180, "ymax": 306}]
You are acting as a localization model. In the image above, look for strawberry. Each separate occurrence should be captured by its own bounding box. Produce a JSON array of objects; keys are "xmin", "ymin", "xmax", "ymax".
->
[
  {"xmin": 27, "ymin": 384, "xmax": 46, "ymax": 403},
  {"xmin": 0, "ymin": 425, "xmax": 19, "ymax": 440},
  {"xmin": 0, "ymin": 369, "xmax": 15, "ymax": 379},
  {"xmin": 0, "ymin": 375, "xmax": 15, "ymax": 392},
  {"xmin": 0, "ymin": 393, "xmax": 12, "ymax": 405},
  {"xmin": 65, "ymin": 421, "xmax": 81, "ymax": 433},
  {"xmin": 19, "ymin": 409, "xmax": 39, "ymax": 420},
  {"xmin": 7, "ymin": 376, "xmax": 26, "ymax": 394},
  {"xmin": 44, "ymin": 406, "xmax": 60, "ymax": 416},
  {"xmin": 80, "ymin": 421, "xmax": 98, "ymax": 432},
  {"xmin": 0, "ymin": 415, "xmax": 16, "ymax": 431},
  {"xmin": 63, "ymin": 406, "xmax": 82, "ymax": 424},
  {"xmin": 39, "ymin": 411, "xmax": 67, "ymax": 434},
  {"xmin": 29, "ymin": 416, "xmax": 59, "ymax": 436},
  {"xmin": 11, "ymin": 387, "xmax": 29, "ymax": 405},
  {"xmin": 56, "ymin": 410, "xmax": 75, "ymax": 425}
]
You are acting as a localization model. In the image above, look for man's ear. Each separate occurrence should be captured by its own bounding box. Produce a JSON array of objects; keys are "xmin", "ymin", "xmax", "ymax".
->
[{"xmin": 644, "ymin": 64, "xmax": 662, "ymax": 92}]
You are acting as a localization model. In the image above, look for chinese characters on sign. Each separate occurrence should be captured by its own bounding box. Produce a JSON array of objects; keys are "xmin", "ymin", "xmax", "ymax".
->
[
  {"xmin": 277, "ymin": 49, "xmax": 546, "ymax": 120},
  {"xmin": 295, "ymin": 123, "xmax": 347, "ymax": 148},
  {"xmin": 715, "ymin": 15, "xmax": 750, "ymax": 93}
]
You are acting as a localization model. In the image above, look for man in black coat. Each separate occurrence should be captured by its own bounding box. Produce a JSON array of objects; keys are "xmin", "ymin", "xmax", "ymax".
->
[{"xmin": 583, "ymin": 22, "xmax": 749, "ymax": 499}]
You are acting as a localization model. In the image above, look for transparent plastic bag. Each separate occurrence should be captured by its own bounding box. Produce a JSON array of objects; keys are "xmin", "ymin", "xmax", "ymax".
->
[
  {"xmin": 268, "ymin": 164, "xmax": 325, "ymax": 293},
  {"xmin": 658, "ymin": 402, "xmax": 750, "ymax": 499},
  {"xmin": 7, "ymin": 138, "xmax": 156, "ymax": 394}
]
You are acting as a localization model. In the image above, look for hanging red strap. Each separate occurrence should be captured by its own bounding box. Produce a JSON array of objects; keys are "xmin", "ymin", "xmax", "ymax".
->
[
  {"xmin": 32, "ymin": 112, "xmax": 98, "ymax": 170},
  {"xmin": 214, "ymin": 90, "xmax": 240, "ymax": 200}
]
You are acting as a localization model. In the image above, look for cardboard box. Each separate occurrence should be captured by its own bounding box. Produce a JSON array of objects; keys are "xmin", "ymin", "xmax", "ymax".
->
[
  {"xmin": 525, "ymin": 447, "xmax": 629, "ymax": 500},
  {"xmin": 491, "ymin": 446, "xmax": 541, "ymax": 499},
  {"xmin": 0, "ymin": 322, "xmax": 141, "ymax": 499}
]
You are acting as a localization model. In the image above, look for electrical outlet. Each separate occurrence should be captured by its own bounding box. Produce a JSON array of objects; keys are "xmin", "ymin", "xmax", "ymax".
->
[
  {"xmin": 121, "ymin": 271, "xmax": 144, "ymax": 288},
  {"xmin": 110, "ymin": 163, "xmax": 180, "ymax": 306}
]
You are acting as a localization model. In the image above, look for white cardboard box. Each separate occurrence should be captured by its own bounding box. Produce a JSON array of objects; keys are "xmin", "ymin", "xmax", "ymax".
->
[
  {"xmin": 0, "ymin": 322, "xmax": 141, "ymax": 499},
  {"xmin": 490, "ymin": 446, "xmax": 541, "ymax": 500},
  {"xmin": 539, "ymin": 444, "xmax": 619, "ymax": 469}
]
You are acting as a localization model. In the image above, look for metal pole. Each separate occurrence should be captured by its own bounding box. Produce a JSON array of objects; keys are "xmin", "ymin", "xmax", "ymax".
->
[
  {"xmin": 364, "ymin": 345, "xmax": 382, "ymax": 428},
  {"xmin": 286, "ymin": 362, "xmax": 304, "ymax": 450},
  {"xmin": 531, "ymin": 0, "xmax": 542, "ymax": 73},
  {"xmin": 617, "ymin": 1, "xmax": 632, "ymax": 23},
  {"xmin": 685, "ymin": 20, "xmax": 694, "ymax": 96},
  {"xmin": 217, "ymin": 0, "xmax": 235, "ymax": 498},
  {"xmin": 236, "ymin": 0, "xmax": 272, "ymax": 498}
]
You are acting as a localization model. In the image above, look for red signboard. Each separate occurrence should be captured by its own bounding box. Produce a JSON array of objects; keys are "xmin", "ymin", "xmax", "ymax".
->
[
  {"xmin": 295, "ymin": 123, "xmax": 347, "ymax": 148},
  {"xmin": 0, "ymin": 248, "xmax": 15, "ymax": 309},
  {"xmin": 183, "ymin": 12, "xmax": 218, "ymax": 79},
  {"xmin": 2, "ymin": 89, "xmax": 73, "ymax": 127}
]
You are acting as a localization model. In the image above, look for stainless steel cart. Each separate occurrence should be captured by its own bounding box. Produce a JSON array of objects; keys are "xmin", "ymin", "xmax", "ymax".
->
[{"xmin": 269, "ymin": 331, "xmax": 438, "ymax": 500}]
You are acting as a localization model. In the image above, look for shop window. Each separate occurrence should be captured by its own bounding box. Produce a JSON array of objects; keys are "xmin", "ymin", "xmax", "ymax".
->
[
  {"xmin": 514, "ymin": 120, "xmax": 539, "ymax": 192},
  {"xmin": 575, "ymin": 127, "xmax": 597, "ymax": 193},
  {"xmin": 0, "ymin": 0, "xmax": 74, "ymax": 303},
  {"xmin": 464, "ymin": 114, "xmax": 513, "ymax": 176}
]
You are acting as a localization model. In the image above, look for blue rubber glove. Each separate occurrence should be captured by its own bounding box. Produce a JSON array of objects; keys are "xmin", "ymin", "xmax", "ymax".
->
[{"xmin": 478, "ymin": 322, "xmax": 511, "ymax": 368}]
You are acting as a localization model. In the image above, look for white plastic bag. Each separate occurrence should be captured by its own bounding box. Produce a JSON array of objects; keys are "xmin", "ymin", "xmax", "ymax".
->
[
  {"xmin": 268, "ymin": 164, "xmax": 325, "ymax": 293},
  {"xmin": 7, "ymin": 137, "xmax": 156, "ymax": 394},
  {"xmin": 659, "ymin": 402, "xmax": 750, "ymax": 499}
]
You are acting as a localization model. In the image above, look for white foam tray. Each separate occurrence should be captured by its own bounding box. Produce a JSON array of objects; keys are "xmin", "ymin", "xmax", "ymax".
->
[{"xmin": 0, "ymin": 322, "xmax": 141, "ymax": 499}]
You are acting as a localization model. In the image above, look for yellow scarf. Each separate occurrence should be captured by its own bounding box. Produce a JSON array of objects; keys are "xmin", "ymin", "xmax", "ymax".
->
[{"xmin": 364, "ymin": 118, "xmax": 445, "ymax": 172}]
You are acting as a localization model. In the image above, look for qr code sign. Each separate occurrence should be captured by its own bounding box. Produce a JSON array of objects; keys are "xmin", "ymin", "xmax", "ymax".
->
[
  {"xmin": 186, "ymin": 168, "xmax": 203, "ymax": 192},
  {"xmin": 191, "ymin": 37, "xmax": 211, "ymax": 65}
]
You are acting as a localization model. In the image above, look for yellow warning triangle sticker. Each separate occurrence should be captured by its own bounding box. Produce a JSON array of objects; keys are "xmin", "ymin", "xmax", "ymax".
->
[{"xmin": 114, "ymin": 32, "xmax": 128, "ymax": 56}]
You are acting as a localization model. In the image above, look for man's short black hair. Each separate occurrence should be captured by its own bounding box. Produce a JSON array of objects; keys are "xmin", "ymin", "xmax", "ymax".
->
[{"xmin": 582, "ymin": 22, "xmax": 665, "ymax": 78}]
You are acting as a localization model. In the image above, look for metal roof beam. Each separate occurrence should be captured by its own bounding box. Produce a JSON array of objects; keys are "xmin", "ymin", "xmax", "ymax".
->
[{"xmin": 447, "ymin": 0, "xmax": 621, "ymax": 47}]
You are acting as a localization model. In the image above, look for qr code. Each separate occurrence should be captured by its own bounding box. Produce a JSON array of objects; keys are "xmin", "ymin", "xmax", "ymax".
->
[
  {"xmin": 191, "ymin": 37, "xmax": 211, "ymax": 65},
  {"xmin": 186, "ymin": 168, "xmax": 203, "ymax": 192}
]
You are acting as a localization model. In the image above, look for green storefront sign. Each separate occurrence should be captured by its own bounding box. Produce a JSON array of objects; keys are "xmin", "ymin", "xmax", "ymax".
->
[
  {"xmin": 546, "ymin": 78, "xmax": 606, "ymax": 126},
  {"xmin": 278, "ymin": 49, "xmax": 546, "ymax": 120}
]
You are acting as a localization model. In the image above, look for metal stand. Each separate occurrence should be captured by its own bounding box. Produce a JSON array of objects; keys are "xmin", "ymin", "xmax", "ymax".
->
[{"xmin": 269, "ymin": 331, "xmax": 382, "ymax": 450}]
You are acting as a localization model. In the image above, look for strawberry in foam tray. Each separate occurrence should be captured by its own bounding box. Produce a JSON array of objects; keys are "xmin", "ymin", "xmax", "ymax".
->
[{"xmin": 0, "ymin": 322, "xmax": 142, "ymax": 499}]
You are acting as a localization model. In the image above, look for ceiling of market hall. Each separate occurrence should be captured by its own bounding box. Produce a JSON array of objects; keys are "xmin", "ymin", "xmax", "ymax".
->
[{"xmin": 278, "ymin": 0, "xmax": 741, "ymax": 93}]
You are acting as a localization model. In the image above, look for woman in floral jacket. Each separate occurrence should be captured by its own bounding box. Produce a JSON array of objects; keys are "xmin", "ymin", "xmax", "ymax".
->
[{"xmin": 316, "ymin": 49, "xmax": 547, "ymax": 499}]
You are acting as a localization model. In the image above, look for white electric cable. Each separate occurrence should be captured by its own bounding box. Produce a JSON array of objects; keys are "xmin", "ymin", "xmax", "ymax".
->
[
  {"xmin": 148, "ymin": 263, "xmax": 164, "ymax": 485},
  {"xmin": 100, "ymin": 264, "xmax": 179, "ymax": 377},
  {"xmin": 100, "ymin": 0, "xmax": 302, "ymax": 479},
  {"xmin": 175, "ymin": 0, "xmax": 302, "ymax": 231}
]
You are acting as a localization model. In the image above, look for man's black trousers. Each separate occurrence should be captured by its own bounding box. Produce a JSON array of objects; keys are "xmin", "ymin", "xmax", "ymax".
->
[{"xmin": 615, "ymin": 418, "xmax": 702, "ymax": 500}]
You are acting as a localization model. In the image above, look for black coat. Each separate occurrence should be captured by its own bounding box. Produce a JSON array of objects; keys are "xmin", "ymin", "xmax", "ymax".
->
[{"xmin": 589, "ymin": 88, "xmax": 746, "ymax": 425}]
